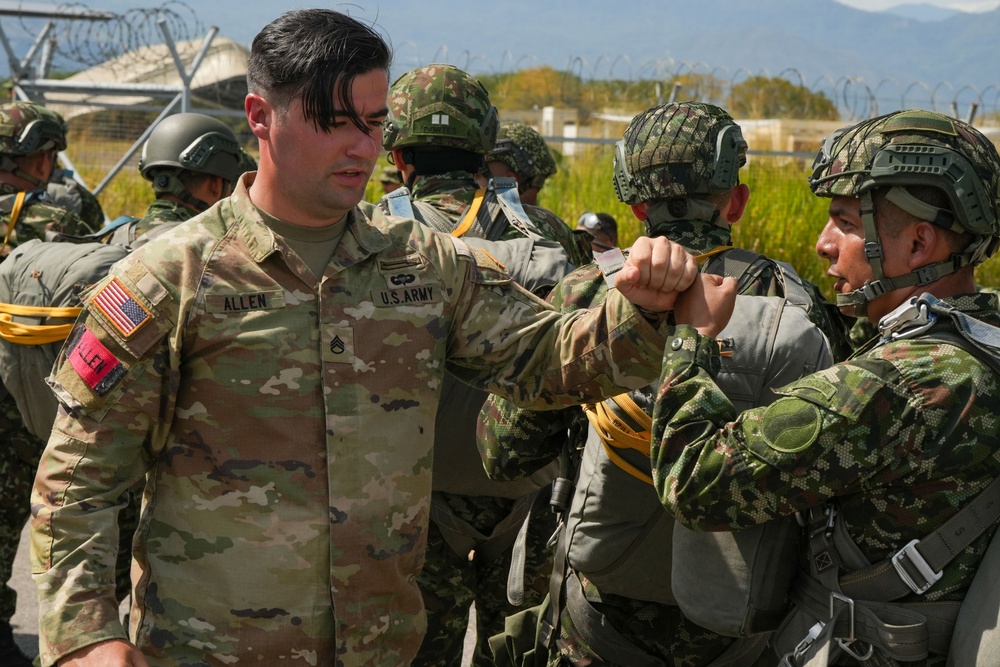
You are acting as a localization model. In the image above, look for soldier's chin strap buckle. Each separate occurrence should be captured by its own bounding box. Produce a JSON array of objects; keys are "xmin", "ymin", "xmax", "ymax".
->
[{"xmin": 878, "ymin": 295, "xmax": 937, "ymax": 341}]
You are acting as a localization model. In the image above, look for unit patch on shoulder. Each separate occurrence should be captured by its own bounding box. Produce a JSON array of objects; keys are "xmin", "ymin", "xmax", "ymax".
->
[
  {"xmin": 92, "ymin": 277, "xmax": 151, "ymax": 338},
  {"xmin": 67, "ymin": 326, "xmax": 127, "ymax": 396}
]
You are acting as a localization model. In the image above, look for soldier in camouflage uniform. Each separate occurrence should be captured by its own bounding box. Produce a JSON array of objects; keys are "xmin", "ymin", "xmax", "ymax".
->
[
  {"xmin": 381, "ymin": 63, "xmax": 589, "ymax": 667},
  {"xmin": 0, "ymin": 100, "xmax": 96, "ymax": 667},
  {"xmin": 132, "ymin": 112, "xmax": 248, "ymax": 241},
  {"xmin": 478, "ymin": 102, "xmax": 845, "ymax": 666},
  {"xmin": 486, "ymin": 121, "xmax": 558, "ymax": 206},
  {"xmin": 650, "ymin": 109, "xmax": 1000, "ymax": 665},
  {"xmin": 28, "ymin": 10, "xmax": 700, "ymax": 667}
]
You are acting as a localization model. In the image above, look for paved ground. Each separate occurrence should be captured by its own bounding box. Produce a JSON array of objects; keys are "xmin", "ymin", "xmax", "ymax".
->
[
  {"xmin": 10, "ymin": 522, "xmax": 477, "ymax": 664},
  {"xmin": 10, "ymin": 523, "xmax": 37, "ymax": 658}
]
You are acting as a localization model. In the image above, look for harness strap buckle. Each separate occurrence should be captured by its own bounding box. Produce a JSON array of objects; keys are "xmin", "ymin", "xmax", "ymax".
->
[
  {"xmin": 891, "ymin": 538, "xmax": 943, "ymax": 594},
  {"xmin": 829, "ymin": 592, "xmax": 856, "ymax": 642},
  {"xmin": 782, "ymin": 620, "xmax": 824, "ymax": 665}
]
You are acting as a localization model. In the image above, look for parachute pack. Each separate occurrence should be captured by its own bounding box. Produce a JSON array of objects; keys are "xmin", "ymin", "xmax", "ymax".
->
[{"xmin": 531, "ymin": 252, "xmax": 835, "ymax": 667}]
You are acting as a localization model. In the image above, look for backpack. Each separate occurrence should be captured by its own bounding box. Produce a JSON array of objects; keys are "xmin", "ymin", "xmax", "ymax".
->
[
  {"xmin": 0, "ymin": 237, "xmax": 129, "ymax": 439},
  {"xmin": 537, "ymin": 255, "xmax": 834, "ymax": 666},
  {"xmin": 563, "ymin": 291, "xmax": 831, "ymax": 616}
]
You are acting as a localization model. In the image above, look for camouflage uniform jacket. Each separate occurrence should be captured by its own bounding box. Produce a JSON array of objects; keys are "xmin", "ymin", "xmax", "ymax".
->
[
  {"xmin": 410, "ymin": 171, "xmax": 592, "ymax": 267},
  {"xmin": 30, "ymin": 173, "xmax": 670, "ymax": 667},
  {"xmin": 0, "ymin": 182, "xmax": 92, "ymax": 260},
  {"xmin": 650, "ymin": 292, "xmax": 1000, "ymax": 665},
  {"xmin": 132, "ymin": 197, "xmax": 196, "ymax": 239}
]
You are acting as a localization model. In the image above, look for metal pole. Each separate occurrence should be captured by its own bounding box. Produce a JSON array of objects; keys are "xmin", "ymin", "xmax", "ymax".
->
[{"xmin": 93, "ymin": 92, "xmax": 183, "ymax": 196}]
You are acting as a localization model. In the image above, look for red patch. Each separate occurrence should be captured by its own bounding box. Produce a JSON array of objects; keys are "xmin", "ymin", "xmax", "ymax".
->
[{"xmin": 69, "ymin": 328, "xmax": 124, "ymax": 393}]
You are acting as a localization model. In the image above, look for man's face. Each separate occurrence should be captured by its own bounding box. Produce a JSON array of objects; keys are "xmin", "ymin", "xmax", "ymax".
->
[
  {"xmin": 265, "ymin": 69, "xmax": 389, "ymax": 225},
  {"xmin": 815, "ymin": 195, "xmax": 909, "ymax": 321}
]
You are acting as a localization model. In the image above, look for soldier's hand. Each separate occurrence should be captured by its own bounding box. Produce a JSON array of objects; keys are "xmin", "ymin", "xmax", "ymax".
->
[
  {"xmin": 58, "ymin": 639, "xmax": 151, "ymax": 667},
  {"xmin": 615, "ymin": 236, "xmax": 699, "ymax": 313},
  {"xmin": 673, "ymin": 273, "xmax": 738, "ymax": 338}
]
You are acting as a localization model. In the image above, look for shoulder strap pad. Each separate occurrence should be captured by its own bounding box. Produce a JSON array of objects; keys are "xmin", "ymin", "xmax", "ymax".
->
[{"xmin": 379, "ymin": 186, "xmax": 416, "ymax": 220}]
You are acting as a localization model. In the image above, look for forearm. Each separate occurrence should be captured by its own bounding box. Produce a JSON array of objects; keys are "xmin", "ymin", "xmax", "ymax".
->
[
  {"xmin": 477, "ymin": 393, "xmax": 582, "ymax": 480},
  {"xmin": 31, "ymin": 413, "xmax": 152, "ymax": 664}
]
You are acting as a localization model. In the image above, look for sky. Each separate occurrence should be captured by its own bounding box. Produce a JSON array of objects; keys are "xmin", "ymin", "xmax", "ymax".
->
[{"xmin": 835, "ymin": 0, "xmax": 1000, "ymax": 9}]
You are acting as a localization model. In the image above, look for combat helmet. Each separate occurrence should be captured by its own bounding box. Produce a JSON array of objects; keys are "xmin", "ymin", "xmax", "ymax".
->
[
  {"xmin": 139, "ymin": 113, "xmax": 244, "ymax": 210},
  {"xmin": 613, "ymin": 101, "xmax": 746, "ymax": 207},
  {"xmin": 382, "ymin": 64, "xmax": 499, "ymax": 155},
  {"xmin": 0, "ymin": 101, "xmax": 67, "ymax": 157},
  {"xmin": 809, "ymin": 109, "xmax": 1000, "ymax": 313},
  {"xmin": 487, "ymin": 121, "xmax": 557, "ymax": 191},
  {"xmin": 0, "ymin": 101, "xmax": 68, "ymax": 189}
]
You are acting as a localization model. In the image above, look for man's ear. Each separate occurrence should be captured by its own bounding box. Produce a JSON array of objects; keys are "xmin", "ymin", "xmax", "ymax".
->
[
  {"xmin": 907, "ymin": 220, "xmax": 946, "ymax": 268},
  {"xmin": 630, "ymin": 202, "xmax": 649, "ymax": 221},
  {"xmin": 725, "ymin": 183, "xmax": 750, "ymax": 223},
  {"xmin": 245, "ymin": 93, "xmax": 271, "ymax": 141}
]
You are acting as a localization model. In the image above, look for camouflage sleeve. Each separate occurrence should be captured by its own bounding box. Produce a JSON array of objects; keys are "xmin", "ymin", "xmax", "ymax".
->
[
  {"xmin": 30, "ymin": 262, "xmax": 176, "ymax": 664},
  {"xmin": 443, "ymin": 243, "xmax": 666, "ymax": 409},
  {"xmin": 476, "ymin": 393, "xmax": 584, "ymax": 480},
  {"xmin": 649, "ymin": 326, "xmax": 924, "ymax": 532},
  {"xmin": 475, "ymin": 261, "xmax": 607, "ymax": 479}
]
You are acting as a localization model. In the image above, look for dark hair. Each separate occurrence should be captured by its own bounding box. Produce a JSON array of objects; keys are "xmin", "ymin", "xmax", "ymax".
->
[{"xmin": 247, "ymin": 9, "xmax": 392, "ymax": 134}]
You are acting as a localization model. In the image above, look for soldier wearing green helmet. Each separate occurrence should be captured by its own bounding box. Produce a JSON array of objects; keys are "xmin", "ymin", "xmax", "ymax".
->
[
  {"xmin": 0, "ymin": 101, "xmax": 96, "ymax": 257},
  {"xmin": 131, "ymin": 112, "xmax": 249, "ymax": 242},
  {"xmin": 381, "ymin": 63, "xmax": 592, "ymax": 667},
  {"xmin": 648, "ymin": 109, "xmax": 1000, "ymax": 665},
  {"xmin": 480, "ymin": 100, "xmax": 849, "ymax": 667},
  {"xmin": 0, "ymin": 100, "xmax": 97, "ymax": 667},
  {"xmin": 486, "ymin": 121, "xmax": 558, "ymax": 206}
]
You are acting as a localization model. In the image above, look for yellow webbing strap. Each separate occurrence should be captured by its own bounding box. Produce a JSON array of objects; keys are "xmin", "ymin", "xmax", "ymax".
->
[
  {"xmin": 583, "ymin": 394, "xmax": 655, "ymax": 486},
  {"xmin": 0, "ymin": 302, "xmax": 81, "ymax": 345},
  {"xmin": 2, "ymin": 191, "xmax": 27, "ymax": 253},
  {"xmin": 450, "ymin": 189, "xmax": 487, "ymax": 238},
  {"xmin": 694, "ymin": 246, "xmax": 733, "ymax": 263}
]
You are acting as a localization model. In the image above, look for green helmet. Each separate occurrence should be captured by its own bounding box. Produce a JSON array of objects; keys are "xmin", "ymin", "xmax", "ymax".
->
[
  {"xmin": 487, "ymin": 122, "xmax": 557, "ymax": 189},
  {"xmin": 139, "ymin": 113, "xmax": 244, "ymax": 184},
  {"xmin": 0, "ymin": 101, "xmax": 67, "ymax": 157},
  {"xmin": 612, "ymin": 101, "xmax": 746, "ymax": 205},
  {"xmin": 810, "ymin": 110, "xmax": 1000, "ymax": 313},
  {"xmin": 382, "ymin": 64, "xmax": 499, "ymax": 155}
]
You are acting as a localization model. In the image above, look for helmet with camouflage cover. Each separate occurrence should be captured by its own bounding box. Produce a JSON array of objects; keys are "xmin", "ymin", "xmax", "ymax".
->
[
  {"xmin": 140, "ymin": 112, "xmax": 244, "ymax": 185},
  {"xmin": 809, "ymin": 109, "xmax": 1000, "ymax": 313},
  {"xmin": 487, "ymin": 122, "xmax": 557, "ymax": 190},
  {"xmin": 0, "ymin": 101, "xmax": 67, "ymax": 158},
  {"xmin": 612, "ymin": 101, "xmax": 747, "ymax": 206},
  {"xmin": 382, "ymin": 64, "xmax": 499, "ymax": 155}
]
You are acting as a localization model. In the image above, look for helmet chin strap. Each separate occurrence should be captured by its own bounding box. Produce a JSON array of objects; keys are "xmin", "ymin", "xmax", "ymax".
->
[
  {"xmin": 1, "ymin": 154, "xmax": 49, "ymax": 191},
  {"xmin": 836, "ymin": 189, "xmax": 968, "ymax": 319}
]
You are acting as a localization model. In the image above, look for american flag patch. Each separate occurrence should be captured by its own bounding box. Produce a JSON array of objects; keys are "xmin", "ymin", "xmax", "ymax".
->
[{"xmin": 93, "ymin": 277, "xmax": 151, "ymax": 338}]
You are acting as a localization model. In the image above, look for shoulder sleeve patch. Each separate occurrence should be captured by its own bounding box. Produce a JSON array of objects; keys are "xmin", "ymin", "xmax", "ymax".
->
[
  {"xmin": 49, "ymin": 316, "xmax": 151, "ymax": 420},
  {"xmin": 759, "ymin": 397, "xmax": 823, "ymax": 454},
  {"xmin": 85, "ymin": 262, "xmax": 173, "ymax": 358}
]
